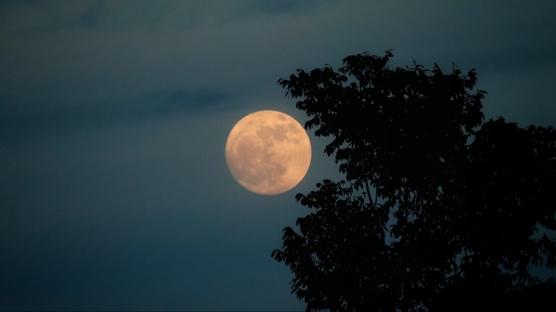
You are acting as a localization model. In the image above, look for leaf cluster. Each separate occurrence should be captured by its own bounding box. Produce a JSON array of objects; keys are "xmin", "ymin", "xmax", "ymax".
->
[{"xmin": 273, "ymin": 52, "xmax": 556, "ymax": 311}]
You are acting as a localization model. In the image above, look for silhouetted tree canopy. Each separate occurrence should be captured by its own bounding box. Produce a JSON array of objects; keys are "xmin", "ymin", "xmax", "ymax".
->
[{"xmin": 272, "ymin": 52, "xmax": 556, "ymax": 311}]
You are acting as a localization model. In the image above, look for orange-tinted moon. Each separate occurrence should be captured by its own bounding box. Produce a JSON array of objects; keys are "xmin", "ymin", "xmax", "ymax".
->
[{"xmin": 225, "ymin": 110, "xmax": 311, "ymax": 195}]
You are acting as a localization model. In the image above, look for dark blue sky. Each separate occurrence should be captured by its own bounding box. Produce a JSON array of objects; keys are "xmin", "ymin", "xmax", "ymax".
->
[{"xmin": 1, "ymin": 0, "xmax": 556, "ymax": 310}]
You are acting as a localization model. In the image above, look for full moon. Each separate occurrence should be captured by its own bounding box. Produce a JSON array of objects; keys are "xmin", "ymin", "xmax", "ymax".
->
[{"xmin": 225, "ymin": 110, "xmax": 311, "ymax": 195}]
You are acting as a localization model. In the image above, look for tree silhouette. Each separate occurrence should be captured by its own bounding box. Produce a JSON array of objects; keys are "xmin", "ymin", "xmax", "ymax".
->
[{"xmin": 272, "ymin": 52, "xmax": 556, "ymax": 311}]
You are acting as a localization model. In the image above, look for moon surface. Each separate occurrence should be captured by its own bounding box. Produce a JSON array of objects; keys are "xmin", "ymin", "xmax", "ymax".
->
[{"xmin": 225, "ymin": 110, "xmax": 311, "ymax": 195}]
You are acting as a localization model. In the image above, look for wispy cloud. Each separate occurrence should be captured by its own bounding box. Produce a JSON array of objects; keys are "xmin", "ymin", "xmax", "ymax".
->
[{"xmin": 1, "ymin": 0, "xmax": 555, "ymax": 137}]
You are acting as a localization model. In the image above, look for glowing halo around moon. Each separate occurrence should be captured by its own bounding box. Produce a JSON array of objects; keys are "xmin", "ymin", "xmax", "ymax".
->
[{"xmin": 225, "ymin": 110, "xmax": 312, "ymax": 195}]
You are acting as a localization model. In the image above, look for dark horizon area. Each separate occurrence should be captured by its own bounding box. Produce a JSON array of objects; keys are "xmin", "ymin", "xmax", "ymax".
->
[{"xmin": 2, "ymin": 0, "xmax": 556, "ymax": 310}]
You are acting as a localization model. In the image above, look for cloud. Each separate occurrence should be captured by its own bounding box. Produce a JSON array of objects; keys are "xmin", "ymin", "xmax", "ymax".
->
[
  {"xmin": 0, "ymin": 87, "xmax": 231, "ymax": 143},
  {"xmin": 144, "ymin": 88, "xmax": 228, "ymax": 111},
  {"xmin": 1, "ymin": 0, "xmax": 556, "ymax": 139}
]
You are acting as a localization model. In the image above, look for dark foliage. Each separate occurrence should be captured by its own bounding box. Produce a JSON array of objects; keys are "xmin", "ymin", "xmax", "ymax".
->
[{"xmin": 272, "ymin": 52, "xmax": 556, "ymax": 311}]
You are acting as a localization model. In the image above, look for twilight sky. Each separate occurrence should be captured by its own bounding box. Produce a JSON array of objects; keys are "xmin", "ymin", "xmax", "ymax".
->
[{"xmin": 1, "ymin": 0, "xmax": 556, "ymax": 310}]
